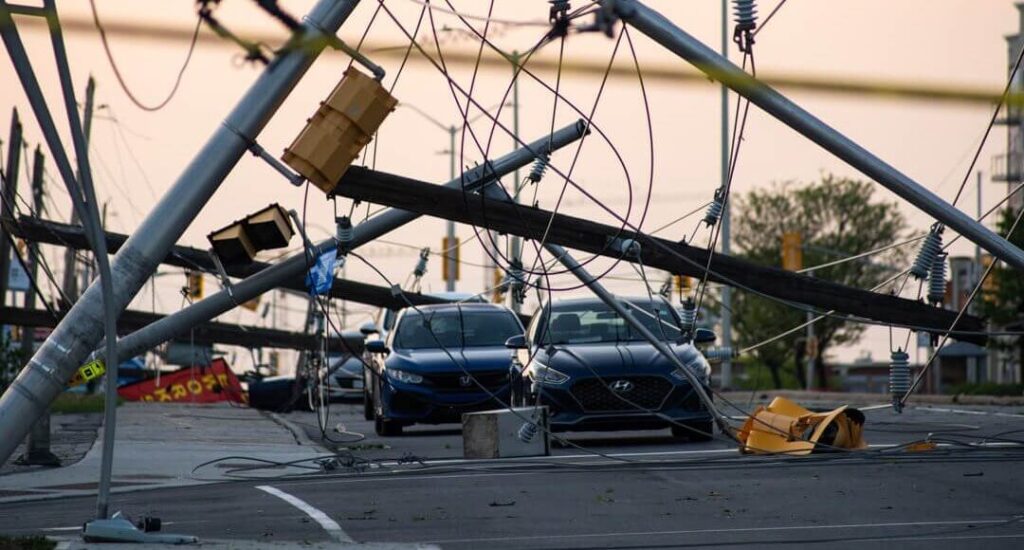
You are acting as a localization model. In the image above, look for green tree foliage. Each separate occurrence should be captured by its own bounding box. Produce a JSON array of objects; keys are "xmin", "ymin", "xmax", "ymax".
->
[
  {"xmin": 980, "ymin": 206, "xmax": 1024, "ymax": 370},
  {"xmin": 731, "ymin": 175, "xmax": 908, "ymax": 389}
]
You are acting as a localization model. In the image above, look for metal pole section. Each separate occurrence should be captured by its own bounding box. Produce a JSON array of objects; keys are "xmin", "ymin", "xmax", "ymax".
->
[
  {"xmin": 509, "ymin": 50, "xmax": 522, "ymax": 313},
  {"xmin": 41, "ymin": 0, "xmax": 134, "ymax": 517},
  {"xmin": 0, "ymin": 108, "xmax": 22, "ymax": 305},
  {"xmin": 805, "ymin": 310, "xmax": 814, "ymax": 390},
  {"xmin": 0, "ymin": 0, "xmax": 363, "ymax": 467},
  {"xmin": 975, "ymin": 170, "xmax": 983, "ymax": 295},
  {"xmin": 445, "ymin": 125, "xmax": 456, "ymax": 292},
  {"xmin": 607, "ymin": 0, "xmax": 1024, "ymax": 272},
  {"xmin": 60, "ymin": 77, "xmax": 96, "ymax": 307},
  {"xmin": 718, "ymin": 0, "xmax": 733, "ymax": 390},
  {"xmin": 109, "ymin": 121, "xmax": 588, "ymax": 362},
  {"xmin": 19, "ymin": 147, "xmax": 58, "ymax": 466}
]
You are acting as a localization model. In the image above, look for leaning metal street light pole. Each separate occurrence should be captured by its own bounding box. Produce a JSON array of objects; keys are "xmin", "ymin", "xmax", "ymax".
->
[
  {"xmin": 717, "ymin": 0, "xmax": 733, "ymax": 389},
  {"xmin": 106, "ymin": 121, "xmax": 587, "ymax": 364},
  {"xmin": 0, "ymin": 0, "xmax": 363, "ymax": 466},
  {"xmin": 603, "ymin": 0, "xmax": 1024, "ymax": 272}
]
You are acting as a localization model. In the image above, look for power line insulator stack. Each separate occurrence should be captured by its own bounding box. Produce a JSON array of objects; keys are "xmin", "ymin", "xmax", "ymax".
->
[
  {"xmin": 927, "ymin": 252, "xmax": 948, "ymax": 306},
  {"xmin": 527, "ymin": 152, "xmax": 550, "ymax": 184},
  {"xmin": 889, "ymin": 348, "xmax": 910, "ymax": 413},
  {"xmin": 680, "ymin": 297, "xmax": 697, "ymax": 335},
  {"xmin": 910, "ymin": 223, "xmax": 944, "ymax": 280},
  {"xmin": 732, "ymin": 0, "xmax": 758, "ymax": 52},
  {"xmin": 703, "ymin": 187, "xmax": 726, "ymax": 227},
  {"xmin": 335, "ymin": 215, "xmax": 353, "ymax": 251}
]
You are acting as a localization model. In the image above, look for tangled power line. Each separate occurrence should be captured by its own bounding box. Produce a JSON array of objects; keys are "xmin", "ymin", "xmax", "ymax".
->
[{"xmin": 20, "ymin": 0, "xmax": 1022, "ymax": 465}]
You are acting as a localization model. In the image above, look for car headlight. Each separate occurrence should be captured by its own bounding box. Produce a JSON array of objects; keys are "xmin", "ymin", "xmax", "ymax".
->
[
  {"xmin": 386, "ymin": 368, "xmax": 423, "ymax": 384},
  {"xmin": 530, "ymin": 362, "xmax": 570, "ymax": 386}
]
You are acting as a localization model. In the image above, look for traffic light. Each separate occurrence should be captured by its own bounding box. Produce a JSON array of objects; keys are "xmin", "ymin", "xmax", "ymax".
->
[
  {"xmin": 441, "ymin": 236, "xmax": 461, "ymax": 282},
  {"xmin": 738, "ymin": 396, "xmax": 866, "ymax": 455},
  {"xmin": 241, "ymin": 296, "xmax": 260, "ymax": 312},
  {"xmin": 491, "ymin": 265, "xmax": 504, "ymax": 303},
  {"xmin": 980, "ymin": 254, "xmax": 998, "ymax": 295},
  {"xmin": 674, "ymin": 275, "xmax": 693, "ymax": 300},
  {"xmin": 185, "ymin": 271, "xmax": 204, "ymax": 300},
  {"xmin": 781, "ymin": 231, "xmax": 803, "ymax": 271}
]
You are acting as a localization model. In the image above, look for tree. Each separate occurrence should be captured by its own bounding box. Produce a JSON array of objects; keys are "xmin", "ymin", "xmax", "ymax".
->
[
  {"xmin": 731, "ymin": 174, "xmax": 909, "ymax": 389},
  {"xmin": 980, "ymin": 206, "xmax": 1024, "ymax": 379}
]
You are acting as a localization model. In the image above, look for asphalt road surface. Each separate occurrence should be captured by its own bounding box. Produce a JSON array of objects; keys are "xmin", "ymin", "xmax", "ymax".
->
[{"xmin": 2, "ymin": 400, "xmax": 1024, "ymax": 548}]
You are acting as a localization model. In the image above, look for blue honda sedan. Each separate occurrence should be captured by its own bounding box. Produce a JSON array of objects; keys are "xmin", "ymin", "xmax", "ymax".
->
[
  {"xmin": 364, "ymin": 303, "xmax": 524, "ymax": 436},
  {"xmin": 506, "ymin": 296, "xmax": 715, "ymax": 440}
]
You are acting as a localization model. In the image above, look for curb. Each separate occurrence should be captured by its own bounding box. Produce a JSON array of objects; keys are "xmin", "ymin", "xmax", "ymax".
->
[{"xmin": 263, "ymin": 411, "xmax": 321, "ymax": 448}]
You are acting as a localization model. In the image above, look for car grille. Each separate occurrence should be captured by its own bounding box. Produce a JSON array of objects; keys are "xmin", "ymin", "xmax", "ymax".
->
[
  {"xmin": 426, "ymin": 371, "xmax": 509, "ymax": 392},
  {"xmin": 571, "ymin": 376, "xmax": 673, "ymax": 412}
]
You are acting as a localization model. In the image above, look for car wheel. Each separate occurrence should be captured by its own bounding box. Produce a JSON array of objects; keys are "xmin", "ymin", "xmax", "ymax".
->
[
  {"xmin": 363, "ymin": 379, "xmax": 374, "ymax": 421},
  {"xmin": 509, "ymin": 369, "xmax": 525, "ymax": 408},
  {"xmin": 671, "ymin": 420, "xmax": 714, "ymax": 442},
  {"xmin": 372, "ymin": 379, "xmax": 403, "ymax": 436},
  {"xmin": 374, "ymin": 413, "xmax": 403, "ymax": 436}
]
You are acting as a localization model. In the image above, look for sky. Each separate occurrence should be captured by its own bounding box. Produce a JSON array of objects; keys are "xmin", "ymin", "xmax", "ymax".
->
[{"xmin": 0, "ymin": 0, "xmax": 1020, "ymax": 374}]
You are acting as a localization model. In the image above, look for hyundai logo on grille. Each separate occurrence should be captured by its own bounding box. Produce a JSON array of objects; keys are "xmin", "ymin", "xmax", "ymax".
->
[
  {"xmin": 610, "ymin": 379, "xmax": 634, "ymax": 393},
  {"xmin": 459, "ymin": 375, "xmax": 473, "ymax": 387}
]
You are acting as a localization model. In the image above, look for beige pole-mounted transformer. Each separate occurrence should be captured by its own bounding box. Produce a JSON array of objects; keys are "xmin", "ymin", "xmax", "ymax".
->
[{"xmin": 282, "ymin": 67, "xmax": 398, "ymax": 195}]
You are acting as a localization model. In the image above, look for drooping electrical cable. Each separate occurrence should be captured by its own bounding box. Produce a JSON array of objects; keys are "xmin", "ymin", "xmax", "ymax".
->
[{"xmin": 88, "ymin": 0, "xmax": 201, "ymax": 112}]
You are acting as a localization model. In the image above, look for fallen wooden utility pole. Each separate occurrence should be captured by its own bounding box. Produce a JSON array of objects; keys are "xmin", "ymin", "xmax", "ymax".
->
[
  {"xmin": 332, "ymin": 166, "xmax": 986, "ymax": 344},
  {"xmin": 0, "ymin": 307, "xmax": 361, "ymax": 353}
]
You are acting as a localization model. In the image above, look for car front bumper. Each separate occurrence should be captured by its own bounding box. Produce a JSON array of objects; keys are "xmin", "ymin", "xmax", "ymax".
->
[{"xmin": 381, "ymin": 380, "xmax": 511, "ymax": 425}]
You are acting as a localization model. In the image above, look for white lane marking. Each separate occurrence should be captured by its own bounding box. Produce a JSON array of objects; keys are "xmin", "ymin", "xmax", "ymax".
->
[
  {"xmin": 255, "ymin": 485, "xmax": 353, "ymax": 543},
  {"xmin": 422, "ymin": 518, "xmax": 1014, "ymax": 545},
  {"xmin": 917, "ymin": 406, "xmax": 1024, "ymax": 418}
]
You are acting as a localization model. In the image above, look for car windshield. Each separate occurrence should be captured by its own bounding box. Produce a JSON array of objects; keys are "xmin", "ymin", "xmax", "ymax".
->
[
  {"xmin": 395, "ymin": 309, "xmax": 521, "ymax": 349},
  {"xmin": 537, "ymin": 300, "xmax": 682, "ymax": 345}
]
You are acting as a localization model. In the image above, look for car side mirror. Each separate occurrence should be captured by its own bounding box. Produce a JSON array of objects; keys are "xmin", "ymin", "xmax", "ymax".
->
[
  {"xmin": 365, "ymin": 340, "xmax": 389, "ymax": 354},
  {"xmin": 359, "ymin": 322, "xmax": 379, "ymax": 336},
  {"xmin": 505, "ymin": 334, "xmax": 527, "ymax": 349},
  {"xmin": 693, "ymin": 328, "xmax": 717, "ymax": 344}
]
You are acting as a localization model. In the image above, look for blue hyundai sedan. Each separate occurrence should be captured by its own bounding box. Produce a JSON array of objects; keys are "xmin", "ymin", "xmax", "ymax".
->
[
  {"xmin": 506, "ymin": 296, "xmax": 715, "ymax": 440},
  {"xmin": 364, "ymin": 303, "xmax": 524, "ymax": 436}
]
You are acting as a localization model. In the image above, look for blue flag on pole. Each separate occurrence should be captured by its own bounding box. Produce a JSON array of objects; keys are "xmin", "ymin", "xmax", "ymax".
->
[{"xmin": 305, "ymin": 247, "xmax": 338, "ymax": 296}]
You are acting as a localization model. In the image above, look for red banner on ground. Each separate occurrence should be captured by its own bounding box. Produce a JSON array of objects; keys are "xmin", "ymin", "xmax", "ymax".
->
[{"xmin": 118, "ymin": 358, "xmax": 246, "ymax": 404}]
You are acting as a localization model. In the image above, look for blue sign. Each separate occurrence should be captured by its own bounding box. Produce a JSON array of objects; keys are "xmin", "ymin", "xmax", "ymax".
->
[{"xmin": 305, "ymin": 248, "xmax": 338, "ymax": 296}]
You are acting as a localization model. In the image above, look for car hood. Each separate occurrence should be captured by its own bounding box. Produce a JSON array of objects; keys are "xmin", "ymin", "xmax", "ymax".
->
[
  {"xmin": 537, "ymin": 342, "xmax": 682, "ymax": 376},
  {"xmin": 387, "ymin": 347, "xmax": 513, "ymax": 373}
]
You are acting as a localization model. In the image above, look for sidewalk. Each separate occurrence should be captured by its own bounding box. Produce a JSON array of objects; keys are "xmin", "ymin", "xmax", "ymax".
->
[{"xmin": 0, "ymin": 402, "xmax": 328, "ymax": 504}]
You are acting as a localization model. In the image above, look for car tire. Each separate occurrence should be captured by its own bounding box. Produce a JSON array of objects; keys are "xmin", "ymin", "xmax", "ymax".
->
[
  {"xmin": 363, "ymin": 383, "xmax": 374, "ymax": 421},
  {"xmin": 509, "ymin": 369, "xmax": 525, "ymax": 408},
  {"xmin": 374, "ymin": 413, "xmax": 403, "ymax": 436},
  {"xmin": 372, "ymin": 378, "xmax": 403, "ymax": 436},
  {"xmin": 672, "ymin": 420, "xmax": 714, "ymax": 442}
]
